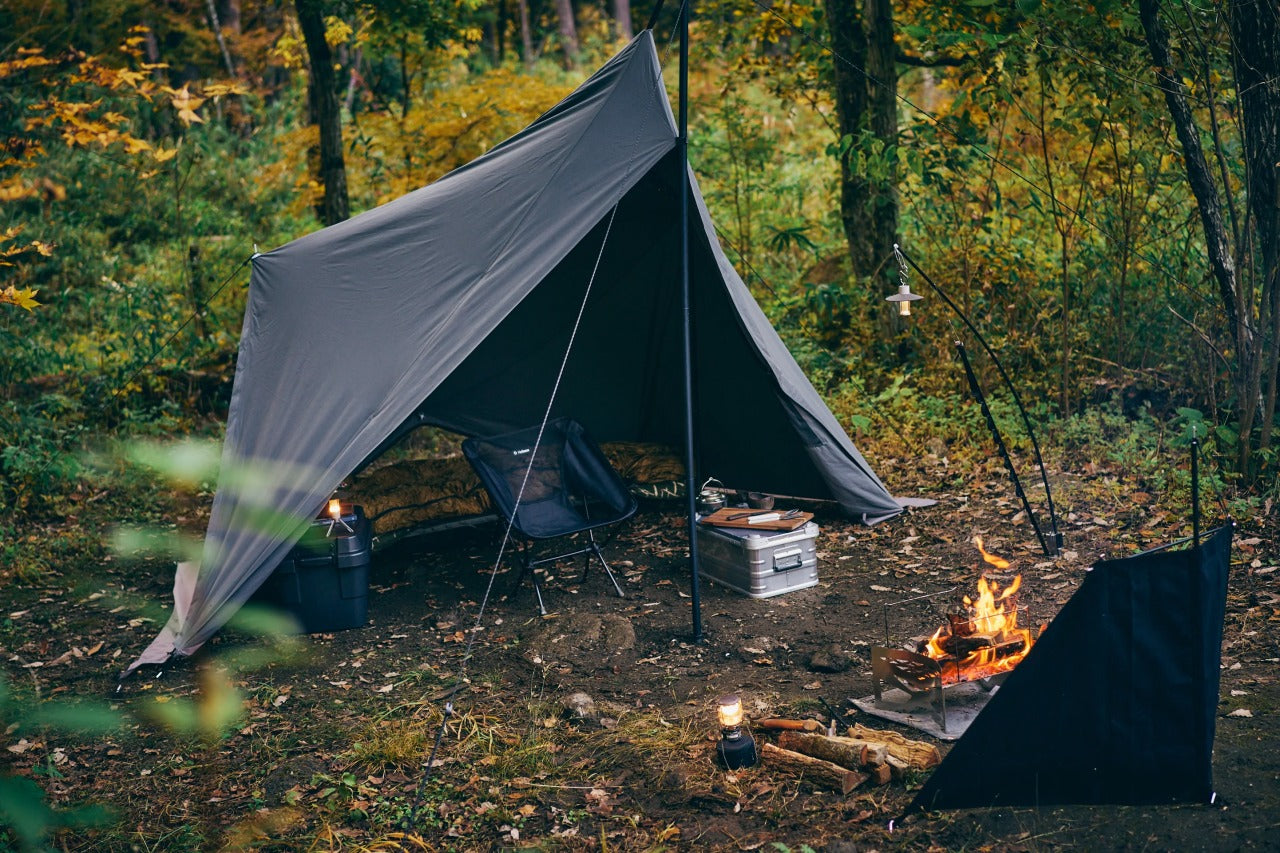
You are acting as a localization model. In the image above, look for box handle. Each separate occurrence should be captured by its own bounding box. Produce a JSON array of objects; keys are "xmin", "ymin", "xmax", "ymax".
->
[{"xmin": 773, "ymin": 547, "xmax": 803, "ymax": 572}]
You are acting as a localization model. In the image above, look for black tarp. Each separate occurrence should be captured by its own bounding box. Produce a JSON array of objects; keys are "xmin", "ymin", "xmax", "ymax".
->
[{"xmin": 908, "ymin": 524, "xmax": 1232, "ymax": 812}]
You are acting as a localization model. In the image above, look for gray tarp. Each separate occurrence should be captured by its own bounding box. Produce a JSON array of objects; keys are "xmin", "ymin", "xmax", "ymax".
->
[{"xmin": 129, "ymin": 30, "xmax": 911, "ymax": 673}]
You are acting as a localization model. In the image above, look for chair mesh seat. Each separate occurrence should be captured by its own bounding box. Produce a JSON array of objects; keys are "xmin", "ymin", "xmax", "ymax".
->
[{"xmin": 463, "ymin": 418, "xmax": 636, "ymax": 612}]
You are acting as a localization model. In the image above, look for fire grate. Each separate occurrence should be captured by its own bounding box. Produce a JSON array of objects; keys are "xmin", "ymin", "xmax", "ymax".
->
[
  {"xmin": 851, "ymin": 646, "xmax": 1004, "ymax": 740},
  {"xmin": 850, "ymin": 587, "xmax": 1031, "ymax": 740}
]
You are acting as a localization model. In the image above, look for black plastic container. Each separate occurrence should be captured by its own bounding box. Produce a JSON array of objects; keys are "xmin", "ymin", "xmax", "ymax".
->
[{"xmin": 257, "ymin": 504, "xmax": 372, "ymax": 633}]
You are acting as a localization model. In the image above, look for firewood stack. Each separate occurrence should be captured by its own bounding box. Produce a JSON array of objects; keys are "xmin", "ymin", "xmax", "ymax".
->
[{"xmin": 754, "ymin": 718, "xmax": 941, "ymax": 794}]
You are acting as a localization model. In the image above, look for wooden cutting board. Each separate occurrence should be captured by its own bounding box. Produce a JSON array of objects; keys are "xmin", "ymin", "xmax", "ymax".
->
[{"xmin": 698, "ymin": 507, "xmax": 813, "ymax": 531}]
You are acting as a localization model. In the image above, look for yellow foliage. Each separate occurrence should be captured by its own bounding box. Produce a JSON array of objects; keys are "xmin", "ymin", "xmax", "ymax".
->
[
  {"xmin": 344, "ymin": 69, "xmax": 572, "ymax": 205},
  {"xmin": 165, "ymin": 84, "xmax": 207, "ymax": 125},
  {"xmin": 324, "ymin": 15, "xmax": 355, "ymax": 48},
  {"xmin": 0, "ymin": 178, "xmax": 37, "ymax": 202},
  {"xmin": 271, "ymin": 31, "xmax": 307, "ymax": 71},
  {"xmin": 1, "ymin": 286, "xmax": 40, "ymax": 310},
  {"xmin": 0, "ymin": 52, "xmax": 54, "ymax": 77}
]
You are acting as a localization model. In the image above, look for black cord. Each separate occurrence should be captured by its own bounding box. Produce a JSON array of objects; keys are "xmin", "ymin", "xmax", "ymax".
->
[
  {"xmin": 898, "ymin": 247, "xmax": 1062, "ymax": 554},
  {"xmin": 956, "ymin": 341, "xmax": 1051, "ymax": 556}
]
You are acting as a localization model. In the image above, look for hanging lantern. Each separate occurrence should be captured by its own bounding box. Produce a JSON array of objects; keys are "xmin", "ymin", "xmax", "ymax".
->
[
  {"xmin": 715, "ymin": 695, "xmax": 757, "ymax": 769},
  {"xmin": 886, "ymin": 283, "xmax": 923, "ymax": 316},
  {"xmin": 887, "ymin": 243, "xmax": 923, "ymax": 317}
]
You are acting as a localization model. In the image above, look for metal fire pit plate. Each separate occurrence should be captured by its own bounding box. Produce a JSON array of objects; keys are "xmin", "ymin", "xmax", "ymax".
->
[{"xmin": 851, "ymin": 680, "xmax": 997, "ymax": 741}]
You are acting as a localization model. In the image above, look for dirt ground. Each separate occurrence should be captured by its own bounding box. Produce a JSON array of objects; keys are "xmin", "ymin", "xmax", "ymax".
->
[{"xmin": 5, "ymin": 454, "xmax": 1280, "ymax": 851}]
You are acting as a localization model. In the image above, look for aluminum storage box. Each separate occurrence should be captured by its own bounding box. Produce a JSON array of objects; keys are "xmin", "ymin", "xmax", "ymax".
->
[{"xmin": 697, "ymin": 521, "xmax": 820, "ymax": 598}]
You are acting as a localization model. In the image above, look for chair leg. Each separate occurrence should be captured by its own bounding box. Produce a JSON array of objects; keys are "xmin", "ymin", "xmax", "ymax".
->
[
  {"xmin": 512, "ymin": 544, "xmax": 548, "ymax": 616},
  {"xmin": 587, "ymin": 532, "xmax": 625, "ymax": 599},
  {"xmin": 529, "ymin": 563, "xmax": 548, "ymax": 616}
]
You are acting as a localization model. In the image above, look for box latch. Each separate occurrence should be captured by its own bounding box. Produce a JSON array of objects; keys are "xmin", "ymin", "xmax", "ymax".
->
[{"xmin": 772, "ymin": 547, "xmax": 803, "ymax": 572}]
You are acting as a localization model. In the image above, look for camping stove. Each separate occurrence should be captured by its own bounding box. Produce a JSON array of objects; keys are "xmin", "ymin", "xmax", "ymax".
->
[{"xmin": 852, "ymin": 586, "xmax": 1036, "ymax": 740}]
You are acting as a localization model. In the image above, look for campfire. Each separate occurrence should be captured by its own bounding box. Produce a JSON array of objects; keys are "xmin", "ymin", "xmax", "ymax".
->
[
  {"xmin": 861, "ymin": 537, "xmax": 1044, "ymax": 737},
  {"xmin": 915, "ymin": 537, "xmax": 1036, "ymax": 685}
]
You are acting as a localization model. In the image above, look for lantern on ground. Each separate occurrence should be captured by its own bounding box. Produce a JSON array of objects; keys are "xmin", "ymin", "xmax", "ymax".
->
[{"xmin": 716, "ymin": 695, "xmax": 757, "ymax": 769}]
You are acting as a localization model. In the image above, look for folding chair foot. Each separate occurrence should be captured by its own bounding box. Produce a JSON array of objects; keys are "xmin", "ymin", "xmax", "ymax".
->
[
  {"xmin": 513, "ymin": 558, "xmax": 549, "ymax": 615},
  {"xmin": 590, "ymin": 543, "xmax": 625, "ymax": 599},
  {"xmin": 531, "ymin": 575, "xmax": 548, "ymax": 616}
]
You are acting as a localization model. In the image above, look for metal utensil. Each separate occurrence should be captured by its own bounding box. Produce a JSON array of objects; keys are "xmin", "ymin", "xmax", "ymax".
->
[{"xmin": 726, "ymin": 510, "xmax": 772, "ymax": 521}]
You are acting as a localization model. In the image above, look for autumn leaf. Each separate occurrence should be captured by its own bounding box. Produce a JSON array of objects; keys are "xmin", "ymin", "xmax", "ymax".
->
[
  {"xmin": 204, "ymin": 82, "xmax": 249, "ymax": 98},
  {"xmin": 1, "ymin": 285, "xmax": 41, "ymax": 310},
  {"xmin": 165, "ymin": 85, "xmax": 206, "ymax": 125}
]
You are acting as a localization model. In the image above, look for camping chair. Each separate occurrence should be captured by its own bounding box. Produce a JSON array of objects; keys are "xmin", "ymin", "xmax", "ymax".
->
[{"xmin": 462, "ymin": 418, "xmax": 637, "ymax": 614}]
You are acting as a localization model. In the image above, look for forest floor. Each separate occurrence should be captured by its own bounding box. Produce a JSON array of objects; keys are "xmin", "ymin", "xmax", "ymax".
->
[{"xmin": 5, "ymin": 448, "xmax": 1280, "ymax": 851}]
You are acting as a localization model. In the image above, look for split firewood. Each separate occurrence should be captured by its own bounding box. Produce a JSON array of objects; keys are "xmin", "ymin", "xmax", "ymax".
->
[
  {"xmin": 760, "ymin": 743, "xmax": 868, "ymax": 794},
  {"xmin": 868, "ymin": 762, "xmax": 893, "ymax": 785},
  {"xmin": 757, "ymin": 718, "xmax": 822, "ymax": 732},
  {"xmin": 777, "ymin": 731, "xmax": 889, "ymax": 769},
  {"xmin": 846, "ymin": 723, "xmax": 941, "ymax": 769},
  {"xmin": 882, "ymin": 754, "xmax": 910, "ymax": 781}
]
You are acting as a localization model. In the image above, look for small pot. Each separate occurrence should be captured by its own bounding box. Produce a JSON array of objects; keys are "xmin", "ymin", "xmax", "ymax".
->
[
  {"xmin": 746, "ymin": 492, "xmax": 774, "ymax": 510},
  {"xmin": 697, "ymin": 490, "xmax": 727, "ymax": 515}
]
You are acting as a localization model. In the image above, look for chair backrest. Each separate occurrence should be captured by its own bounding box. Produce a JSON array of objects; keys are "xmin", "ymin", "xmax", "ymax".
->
[{"xmin": 462, "ymin": 418, "xmax": 635, "ymax": 538}]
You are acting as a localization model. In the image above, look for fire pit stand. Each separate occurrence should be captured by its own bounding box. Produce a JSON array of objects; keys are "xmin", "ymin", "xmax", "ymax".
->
[{"xmin": 851, "ymin": 588, "xmax": 1017, "ymax": 741}]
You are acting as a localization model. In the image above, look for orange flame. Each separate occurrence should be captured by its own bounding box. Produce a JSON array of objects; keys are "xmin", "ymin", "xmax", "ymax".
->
[
  {"xmin": 919, "ymin": 540, "xmax": 1034, "ymax": 684},
  {"xmin": 328, "ymin": 498, "xmax": 342, "ymax": 519},
  {"xmin": 973, "ymin": 535, "xmax": 1010, "ymax": 569}
]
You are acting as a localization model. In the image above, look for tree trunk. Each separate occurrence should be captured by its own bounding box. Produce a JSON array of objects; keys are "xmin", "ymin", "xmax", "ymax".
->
[
  {"xmin": 1229, "ymin": 0, "xmax": 1280, "ymax": 453},
  {"xmin": 614, "ymin": 0, "xmax": 633, "ymax": 40},
  {"xmin": 825, "ymin": 0, "xmax": 898, "ymax": 280},
  {"xmin": 218, "ymin": 0, "xmax": 241, "ymax": 34},
  {"xmin": 518, "ymin": 0, "xmax": 535, "ymax": 67},
  {"xmin": 296, "ymin": 0, "xmax": 350, "ymax": 226},
  {"xmin": 495, "ymin": 0, "xmax": 508, "ymax": 63},
  {"xmin": 554, "ymin": 0, "xmax": 579, "ymax": 68},
  {"xmin": 1139, "ymin": 0, "xmax": 1255, "ymax": 468},
  {"xmin": 865, "ymin": 0, "xmax": 898, "ymax": 265},
  {"xmin": 205, "ymin": 0, "xmax": 237, "ymax": 77}
]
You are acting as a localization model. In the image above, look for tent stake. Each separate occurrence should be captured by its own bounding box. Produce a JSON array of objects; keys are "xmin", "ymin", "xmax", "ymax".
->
[{"xmin": 678, "ymin": 0, "xmax": 702, "ymax": 643}]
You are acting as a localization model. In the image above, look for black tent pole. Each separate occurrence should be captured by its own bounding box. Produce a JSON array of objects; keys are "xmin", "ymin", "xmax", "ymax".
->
[
  {"xmin": 645, "ymin": 0, "xmax": 666, "ymax": 31},
  {"xmin": 678, "ymin": 0, "xmax": 702, "ymax": 643}
]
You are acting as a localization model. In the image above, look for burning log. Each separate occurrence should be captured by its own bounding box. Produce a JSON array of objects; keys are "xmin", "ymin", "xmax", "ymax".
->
[
  {"xmin": 760, "ymin": 743, "xmax": 868, "ymax": 794},
  {"xmin": 916, "ymin": 631, "xmax": 1028, "ymax": 661},
  {"xmin": 911, "ymin": 544, "xmax": 1038, "ymax": 683}
]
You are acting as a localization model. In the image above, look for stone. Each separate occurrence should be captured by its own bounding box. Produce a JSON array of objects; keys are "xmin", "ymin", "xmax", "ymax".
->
[{"xmin": 808, "ymin": 644, "xmax": 854, "ymax": 673}]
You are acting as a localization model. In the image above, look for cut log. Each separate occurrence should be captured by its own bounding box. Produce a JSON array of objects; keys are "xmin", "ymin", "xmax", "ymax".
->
[
  {"xmin": 757, "ymin": 718, "xmax": 822, "ymax": 732},
  {"xmin": 868, "ymin": 762, "xmax": 893, "ymax": 785},
  {"xmin": 847, "ymin": 724, "xmax": 941, "ymax": 769},
  {"xmin": 760, "ymin": 743, "xmax": 867, "ymax": 794},
  {"xmin": 777, "ymin": 731, "xmax": 889, "ymax": 769}
]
